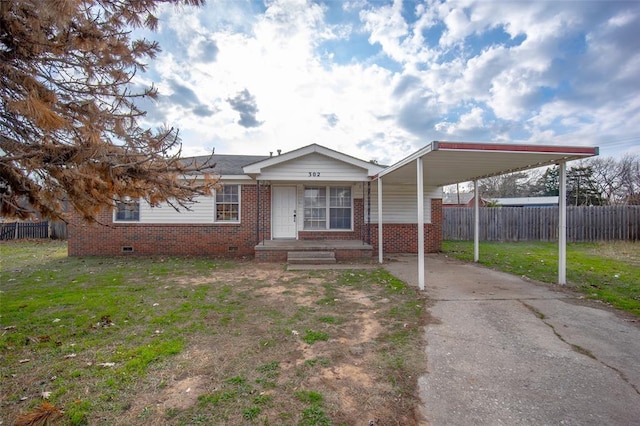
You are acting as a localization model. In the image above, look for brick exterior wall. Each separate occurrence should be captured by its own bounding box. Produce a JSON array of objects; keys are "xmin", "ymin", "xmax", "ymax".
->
[
  {"xmin": 68, "ymin": 184, "xmax": 443, "ymax": 259},
  {"xmin": 370, "ymin": 198, "xmax": 443, "ymax": 255},
  {"xmin": 68, "ymin": 185, "xmax": 265, "ymax": 257}
]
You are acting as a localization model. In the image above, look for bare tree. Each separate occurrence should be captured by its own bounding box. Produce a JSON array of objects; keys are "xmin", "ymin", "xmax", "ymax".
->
[
  {"xmin": 478, "ymin": 171, "xmax": 534, "ymax": 198},
  {"xmin": 589, "ymin": 157, "xmax": 624, "ymax": 204},
  {"xmin": 1, "ymin": 0, "xmax": 216, "ymax": 223},
  {"xmin": 619, "ymin": 154, "xmax": 640, "ymax": 205}
]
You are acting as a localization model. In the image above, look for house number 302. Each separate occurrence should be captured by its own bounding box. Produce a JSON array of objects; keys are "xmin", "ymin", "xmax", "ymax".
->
[{"xmin": 308, "ymin": 172, "xmax": 321, "ymax": 177}]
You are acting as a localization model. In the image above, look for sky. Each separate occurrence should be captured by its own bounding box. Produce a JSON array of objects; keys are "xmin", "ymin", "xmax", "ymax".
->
[{"xmin": 133, "ymin": 0, "xmax": 640, "ymax": 165}]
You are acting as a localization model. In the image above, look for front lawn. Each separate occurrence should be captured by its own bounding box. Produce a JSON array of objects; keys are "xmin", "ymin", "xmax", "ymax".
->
[
  {"xmin": 442, "ymin": 240, "xmax": 640, "ymax": 316},
  {"xmin": 0, "ymin": 240, "xmax": 428, "ymax": 425}
]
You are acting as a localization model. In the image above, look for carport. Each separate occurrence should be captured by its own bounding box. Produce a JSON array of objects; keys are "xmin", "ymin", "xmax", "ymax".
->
[{"xmin": 374, "ymin": 141, "xmax": 599, "ymax": 290}]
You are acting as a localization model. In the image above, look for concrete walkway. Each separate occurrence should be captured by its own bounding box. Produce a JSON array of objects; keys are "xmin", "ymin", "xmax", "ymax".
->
[{"xmin": 384, "ymin": 254, "xmax": 640, "ymax": 426}]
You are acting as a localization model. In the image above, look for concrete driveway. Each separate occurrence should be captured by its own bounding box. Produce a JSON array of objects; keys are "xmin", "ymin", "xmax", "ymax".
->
[{"xmin": 384, "ymin": 254, "xmax": 640, "ymax": 426}]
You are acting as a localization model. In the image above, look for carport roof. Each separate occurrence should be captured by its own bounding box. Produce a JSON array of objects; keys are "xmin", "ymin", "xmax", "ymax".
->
[{"xmin": 376, "ymin": 141, "xmax": 599, "ymax": 186}]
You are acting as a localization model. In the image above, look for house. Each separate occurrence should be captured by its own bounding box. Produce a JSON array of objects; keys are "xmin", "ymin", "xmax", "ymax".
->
[
  {"xmin": 68, "ymin": 143, "xmax": 443, "ymax": 261},
  {"xmin": 490, "ymin": 196, "xmax": 559, "ymax": 207},
  {"xmin": 68, "ymin": 141, "xmax": 598, "ymax": 273},
  {"xmin": 442, "ymin": 192, "xmax": 487, "ymax": 208}
]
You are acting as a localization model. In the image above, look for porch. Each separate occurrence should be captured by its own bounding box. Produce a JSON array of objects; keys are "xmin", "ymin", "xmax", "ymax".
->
[{"xmin": 254, "ymin": 239, "xmax": 373, "ymax": 262}]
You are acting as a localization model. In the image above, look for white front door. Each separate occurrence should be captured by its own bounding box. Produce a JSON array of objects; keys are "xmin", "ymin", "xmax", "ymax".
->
[{"xmin": 272, "ymin": 186, "xmax": 297, "ymax": 239}]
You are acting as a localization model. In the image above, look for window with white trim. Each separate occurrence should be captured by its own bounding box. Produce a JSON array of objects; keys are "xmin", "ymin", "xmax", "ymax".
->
[
  {"xmin": 304, "ymin": 186, "xmax": 351, "ymax": 230},
  {"xmin": 215, "ymin": 184, "xmax": 240, "ymax": 222},
  {"xmin": 115, "ymin": 198, "xmax": 140, "ymax": 221}
]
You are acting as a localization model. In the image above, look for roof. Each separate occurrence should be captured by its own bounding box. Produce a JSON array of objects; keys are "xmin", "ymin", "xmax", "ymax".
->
[
  {"xmin": 377, "ymin": 141, "xmax": 599, "ymax": 186},
  {"xmin": 491, "ymin": 196, "xmax": 559, "ymax": 206},
  {"xmin": 442, "ymin": 192, "xmax": 476, "ymax": 205},
  {"xmin": 182, "ymin": 154, "xmax": 270, "ymax": 176}
]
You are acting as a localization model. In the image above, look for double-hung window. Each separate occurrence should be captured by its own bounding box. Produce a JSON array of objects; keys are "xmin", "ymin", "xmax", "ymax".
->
[
  {"xmin": 304, "ymin": 186, "xmax": 351, "ymax": 230},
  {"xmin": 115, "ymin": 198, "xmax": 140, "ymax": 221},
  {"xmin": 215, "ymin": 184, "xmax": 240, "ymax": 222}
]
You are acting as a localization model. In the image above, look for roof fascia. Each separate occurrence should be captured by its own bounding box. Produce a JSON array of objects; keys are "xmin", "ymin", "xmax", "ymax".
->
[
  {"xmin": 433, "ymin": 141, "xmax": 599, "ymax": 157},
  {"xmin": 185, "ymin": 173, "xmax": 252, "ymax": 181},
  {"xmin": 376, "ymin": 142, "xmax": 436, "ymax": 179}
]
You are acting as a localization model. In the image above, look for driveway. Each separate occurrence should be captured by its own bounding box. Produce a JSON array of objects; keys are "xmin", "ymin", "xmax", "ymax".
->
[{"xmin": 384, "ymin": 254, "xmax": 640, "ymax": 426}]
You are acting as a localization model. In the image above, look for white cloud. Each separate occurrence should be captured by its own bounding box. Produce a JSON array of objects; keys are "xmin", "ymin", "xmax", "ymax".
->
[{"xmin": 132, "ymin": 0, "xmax": 640, "ymax": 161}]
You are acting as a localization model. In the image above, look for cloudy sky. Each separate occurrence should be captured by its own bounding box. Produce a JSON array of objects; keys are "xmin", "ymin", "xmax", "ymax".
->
[{"xmin": 134, "ymin": 0, "xmax": 640, "ymax": 165}]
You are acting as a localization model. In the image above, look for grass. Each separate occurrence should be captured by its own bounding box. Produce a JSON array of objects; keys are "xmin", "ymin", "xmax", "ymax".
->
[
  {"xmin": 442, "ymin": 240, "xmax": 640, "ymax": 316},
  {"xmin": 0, "ymin": 240, "xmax": 428, "ymax": 425}
]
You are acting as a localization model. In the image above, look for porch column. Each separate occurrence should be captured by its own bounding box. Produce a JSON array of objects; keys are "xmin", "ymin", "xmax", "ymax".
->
[
  {"xmin": 256, "ymin": 180, "xmax": 260, "ymax": 244},
  {"xmin": 558, "ymin": 161, "xmax": 567, "ymax": 285},
  {"xmin": 474, "ymin": 179, "xmax": 479, "ymax": 262},
  {"xmin": 417, "ymin": 157, "xmax": 425, "ymax": 291},
  {"xmin": 378, "ymin": 177, "xmax": 383, "ymax": 263}
]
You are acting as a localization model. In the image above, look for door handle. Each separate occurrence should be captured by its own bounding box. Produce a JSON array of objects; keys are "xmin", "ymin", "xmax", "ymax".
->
[{"xmin": 293, "ymin": 210, "xmax": 296, "ymax": 223}]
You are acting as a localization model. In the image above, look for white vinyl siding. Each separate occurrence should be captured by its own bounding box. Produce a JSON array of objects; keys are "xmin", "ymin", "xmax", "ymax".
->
[
  {"xmin": 258, "ymin": 153, "xmax": 369, "ymax": 182},
  {"xmin": 368, "ymin": 184, "xmax": 440, "ymax": 224},
  {"xmin": 129, "ymin": 195, "xmax": 215, "ymax": 224}
]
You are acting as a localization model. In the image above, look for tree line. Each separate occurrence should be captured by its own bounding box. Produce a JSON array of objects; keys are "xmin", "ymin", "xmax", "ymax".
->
[{"xmin": 477, "ymin": 155, "xmax": 640, "ymax": 206}]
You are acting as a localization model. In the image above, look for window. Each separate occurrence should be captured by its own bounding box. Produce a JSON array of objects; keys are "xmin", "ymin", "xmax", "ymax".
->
[
  {"xmin": 215, "ymin": 185, "xmax": 240, "ymax": 222},
  {"xmin": 304, "ymin": 187, "xmax": 326, "ymax": 229},
  {"xmin": 329, "ymin": 187, "xmax": 351, "ymax": 229},
  {"xmin": 304, "ymin": 186, "xmax": 351, "ymax": 230},
  {"xmin": 115, "ymin": 198, "xmax": 140, "ymax": 221}
]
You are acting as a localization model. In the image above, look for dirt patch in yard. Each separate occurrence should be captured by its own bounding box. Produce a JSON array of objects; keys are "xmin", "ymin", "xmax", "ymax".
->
[{"xmin": 1, "ymin": 251, "xmax": 428, "ymax": 426}]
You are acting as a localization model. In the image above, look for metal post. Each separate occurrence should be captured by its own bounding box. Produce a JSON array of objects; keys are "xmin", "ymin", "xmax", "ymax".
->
[
  {"xmin": 558, "ymin": 162, "xmax": 567, "ymax": 285},
  {"xmin": 362, "ymin": 182, "xmax": 365, "ymax": 244},
  {"xmin": 256, "ymin": 181, "xmax": 260, "ymax": 245},
  {"xmin": 377, "ymin": 177, "xmax": 383, "ymax": 264},
  {"xmin": 474, "ymin": 180, "xmax": 480, "ymax": 262},
  {"xmin": 417, "ymin": 157, "xmax": 425, "ymax": 291},
  {"xmin": 367, "ymin": 181, "xmax": 371, "ymax": 245}
]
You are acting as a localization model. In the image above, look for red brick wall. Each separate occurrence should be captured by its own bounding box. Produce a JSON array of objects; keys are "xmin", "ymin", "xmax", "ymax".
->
[
  {"xmin": 370, "ymin": 199, "xmax": 443, "ymax": 254},
  {"xmin": 68, "ymin": 188, "xmax": 443, "ymax": 258},
  {"xmin": 68, "ymin": 185, "xmax": 264, "ymax": 257}
]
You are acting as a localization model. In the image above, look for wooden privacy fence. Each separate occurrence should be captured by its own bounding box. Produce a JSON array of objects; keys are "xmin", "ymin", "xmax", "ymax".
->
[
  {"xmin": 0, "ymin": 221, "xmax": 67, "ymax": 240},
  {"xmin": 443, "ymin": 206, "xmax": 640, "ymax": 242}
]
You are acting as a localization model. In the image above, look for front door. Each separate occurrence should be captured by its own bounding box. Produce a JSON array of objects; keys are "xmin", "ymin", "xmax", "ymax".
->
[{"xmin": 272, "ymin": 186, "xmax": 297, "ymax": 239}]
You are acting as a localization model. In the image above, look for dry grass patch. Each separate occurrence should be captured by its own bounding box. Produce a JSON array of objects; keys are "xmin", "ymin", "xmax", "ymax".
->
[{"xmin": 0, "ymin": 241, "xmax": 428, "ymax": 425}]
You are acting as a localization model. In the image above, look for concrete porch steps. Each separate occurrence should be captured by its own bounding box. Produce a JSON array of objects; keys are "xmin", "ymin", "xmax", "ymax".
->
[{"xmin": 287, "ymin": 251, "xmax": 336, "ymax": 265}]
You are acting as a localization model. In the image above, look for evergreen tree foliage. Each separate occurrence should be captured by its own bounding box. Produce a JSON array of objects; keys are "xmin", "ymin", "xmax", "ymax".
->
[
  {"xmin": 534, "ymin": 166, "xmax": 559, "ymax": 197},
  {"xmin": 567, "ymin": 165, "xmax": 602, "ymax": 206},
  {"xmin": 0, "ymin": 0, "xmax": 216, "ymax": 222}
]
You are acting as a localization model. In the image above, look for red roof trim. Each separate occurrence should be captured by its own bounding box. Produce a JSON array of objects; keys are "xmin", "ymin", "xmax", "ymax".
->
[{"xmin": 434, "ymin": 141, "xmax": 598, "ymax": 156}]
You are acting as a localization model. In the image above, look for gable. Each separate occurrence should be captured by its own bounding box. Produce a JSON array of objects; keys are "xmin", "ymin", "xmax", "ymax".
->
[
  {"xmin": 243, "ymin": 143, "xmax": 384, "ymax": 179},
  {"xmin": 257, "ymin": 152, "xmax": 370, "ymax": 181}
]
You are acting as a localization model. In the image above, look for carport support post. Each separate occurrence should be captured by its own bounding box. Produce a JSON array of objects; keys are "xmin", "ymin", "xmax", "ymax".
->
[
  {"xmin": 417, "ymin": 157, "xmax": 425, "ymax": 290},
  {"xmin": 474, "ymin": 179, "xmax": 480, "ymax": 262},
  {"xmin": 558, "ymin": 161, "xmax": 567, "ymax": 285},
  {"xmin": 378, "ymin": 177, "xmax": 384, "ymax": 264}
]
